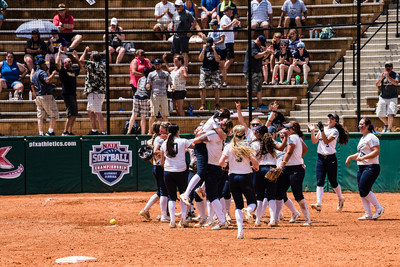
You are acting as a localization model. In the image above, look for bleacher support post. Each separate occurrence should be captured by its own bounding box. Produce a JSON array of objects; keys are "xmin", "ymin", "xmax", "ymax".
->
[
  {"xmin": 385, "ymin": 8, "xmax": 389, "ymax": 50},
  {"xmin": 356, "ymin": 0, "xmax": 361, "ymax": 125},
  {"xmin": 247, "ymin": 0, "xmax": 253, "ymax": 123},
  {"xmin": 341, "ymin": 57, "xmax": 345, "ymax": 98},
  {"xmin": 397, "ymin": 0, "xmax": 399, "ymax": 37},
  {"xmin": 105, "ymin": 0, "xmax": 111, "ymax": 134}
]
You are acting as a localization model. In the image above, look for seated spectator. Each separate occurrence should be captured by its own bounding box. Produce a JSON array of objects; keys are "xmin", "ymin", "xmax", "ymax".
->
[
  {"xmin": 130, "ymin": 49, "xmax": 152, "ymax": 95},
  {"xmin": 278, "ymin": 0, "xmax": 307, "ymax": 38},
  {"xmin": 53, "ymin": 3, "xmax": 83, "ymax": 52},
  {"xmin": 103, "ymin": 17, "xmax": 125, "ymax": 64},
  {"xmin": 286, "ymin": 41, "xmax": 310, "ymax": 85},
  {"xmin": 272, "ymin": 39, "xmax": 293, "ymax": 85},
  {"xmin": 216, "ymin": 0, "xmax": 239, "ymax": 25},
  {"xmin": 0, "ymin": 0, "xmax": 8, "ymax": 29},
  {"xmin": 268, "ymin": 32, "xmax": 282, "ymax": 74},
  {"xmin": 24, "ymin": 30, "xmax": 47, "ymax": 71},
  {"xmin": 184, "ymin": 0, "xmax": 205, "ymax": 40},
  {"xmin": 287, "ymin": 28, "xmax": 300, "ymax": 54},
  {"xmin": 250, "ymin": 0, "xmax": 273, "ymax": 39},
  {"xmin": 45, "ymin": 29, "xmax": 68, "ymax": 70},
  {"xmin": 0, "ymin": 52, "xmax": 28, "ymax": 99},
  {"xmin": 266, "ymin": 101, "xmax": 286, "ymax": 130},
  {"xmin": 206, "ymin": 19, "xmax": 227, "ymax": 86},
  {"xmin": 200, "ymin": 0, "xmax": 219, "ymax": 29},
  {"xmin": 153, "ymin": 0, "xmax": 175, "ymax": 41}
]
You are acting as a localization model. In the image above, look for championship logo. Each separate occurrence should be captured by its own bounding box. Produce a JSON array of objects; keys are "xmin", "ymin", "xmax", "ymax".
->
[
  {"xmin": 89, "ymin": 142, "xmax": 132, "ymax": 186},
  {"xmin": 0, "ymin": 146, "xmax": 24, "ymax": 179}
]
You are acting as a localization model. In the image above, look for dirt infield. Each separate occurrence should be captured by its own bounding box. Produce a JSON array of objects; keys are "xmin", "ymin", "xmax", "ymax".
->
[{"xmin": 1, "ymin": 191, "xmax": 399, "ymax": 266}]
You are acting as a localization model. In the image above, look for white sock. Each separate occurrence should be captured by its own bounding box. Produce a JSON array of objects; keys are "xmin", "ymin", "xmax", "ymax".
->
[
  {"xmin": 144, "ymin": 193, "xmax": 159, "ymax": 211},
  {"xmin": 220, "ymin": 198, "xmax": 226, "ymax": 214},
  {"xmin": 200, "ymin": 182, "xmax": 206, "ymax": 191},
  {"xmin": 274, "ymin": 200, "xmax": 284, "ymax": 222},
  {"xmin": 184, "ymin": 174, "xmax": 201, "ymax": 196},
  {"xmin": 91, "ymin": 129, "xmax": 97, "ymax": 132},
  {"xmin": 160, "ymin": 196, "xmax": 168, "ymax": 217},
  {"xmin": 256, "ymin": 200, "xmax": 263, "ymax": 220},
  {"xmin": 225, "ymin": 199, "xmax": 231, "ymax": 214},
  {"xmin": 299, "ymin": 199, "xmax": 311, "ymax": 222},
  {"xmin": 365, "ymin": 191, "xmax": 381, "ymax": 210},
  {"xmin": 39, "ymin": 131, "xmax": 44, "ymax": 136},
  {"xmin": 268, "ymin": 200, "xmax": 276, "ymax": 222},
  {"xmin": 333, "ymin": 184, "xmax": 344, "ymax": 199},
  {"xmin": 207, "ymin": 201, "xmax": 211, "ymax": 217},
  {"xmin": 261, "ymin": 198, "xmax": 269, "ymax": 217},
  {"xmin": 48, "ymin": 128, "xmax": 54, "ymax": 133},
  {"xmin": 168, "ymin": 201, "xmax": 176, "ymax": 223},
  {"xmin": 247, "ymin": 203, "xmax": 256, "ymax": 214},
  {"xmin": 361, "ymin": 197, "xmax": 372, "ymax": 216},
  {"xmin": 316, "ymin": 186, "xmax": 324, "ymax": 204},
  {"xmin": 235, "ymin": 209, "xmax": 244, "ymax": 233},
  {"xmin": 284, "ymin": 198, "xmax": 298, "ymax": 214},
  {"xmin": 180, "ymin": 200, "xmax": 188, "ymax": 220},
  {"xmin": 211, "ymin": 199, "xmax": 226, "ymax": 223},
  {"xmin": 196, "ymin": 200, "xmax": 207, "ymax": 219}
]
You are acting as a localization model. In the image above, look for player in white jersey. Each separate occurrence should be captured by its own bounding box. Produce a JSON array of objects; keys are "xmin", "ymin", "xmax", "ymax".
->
[
  {"xmin": 235, "ymin": 101, "xmax": 261, "ymax": 143},
  {"xmin": 308, "ymin": 114, "xmax": 349, "ymax": 212},
  {"xmin": 345, "ymin": 118, "xmax": 384, "ymax": 220}
]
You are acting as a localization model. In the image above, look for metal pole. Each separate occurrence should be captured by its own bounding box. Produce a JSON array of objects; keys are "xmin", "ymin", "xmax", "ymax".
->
[
  {"xmin": 341, "ymin": 57, "xmax": 345, "ymax": 98},
  {"xmin": 352, "ymin": 44, "xmax": 356, "ymax": 85},
  {"xmin": 105, "ymin": 0, "xmax": 111, "ymax": 134},
  {"xmin": 247, "ymin": 0, "xmax": 252, "ymax": 123},
  {"xmin": 356, "ymin": 0, "xmax": 361, "ymax": 125},
  {"xmin": 397, "ymin": 0, "xmax": 399, "ymax": 38},
  {"xmin": 385, "ymin": 8, "xmax": 389, "ymax": 49},
  {"xmin": 307, "ymin": 91, "xmax": 310, "ymax": 123}
]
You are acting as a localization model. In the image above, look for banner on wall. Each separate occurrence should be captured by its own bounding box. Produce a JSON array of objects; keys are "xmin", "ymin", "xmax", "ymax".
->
[{"xmin": 0, "ymin": 137, "xmax": 25, "ymax": 195}]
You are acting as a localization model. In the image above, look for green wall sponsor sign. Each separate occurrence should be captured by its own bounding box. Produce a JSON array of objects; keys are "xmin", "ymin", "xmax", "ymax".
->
[{"xmin": 0, "ymin": 137, "xmax": 25, "ymax": 195}]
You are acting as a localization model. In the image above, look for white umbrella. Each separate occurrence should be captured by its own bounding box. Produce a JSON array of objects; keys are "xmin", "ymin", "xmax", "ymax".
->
[{"xmin": 15, "ymin": 20, "xmax": 59, "ymax": 38}]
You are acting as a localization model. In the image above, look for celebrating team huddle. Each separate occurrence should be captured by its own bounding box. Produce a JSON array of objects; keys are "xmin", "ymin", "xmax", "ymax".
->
[{"xmin": 138, "ymin": 104, "xmax": 385, "ymax": 239}]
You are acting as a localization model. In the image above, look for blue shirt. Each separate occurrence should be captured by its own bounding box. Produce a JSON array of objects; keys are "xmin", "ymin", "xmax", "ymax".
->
[
  {"xmin": 201, "ymin": 0, "xmax": 219, "ymax": 11},
  {"xmin": 0, "ymin": 60, "xmax": 19, "ymax": 82},
  {"xmin": 32, "ymin": 68, "xmax": 54, "ymax": 95},
  {"xmin": 281, "ymin": 0, "xmax": 307, "ymax": 19}
]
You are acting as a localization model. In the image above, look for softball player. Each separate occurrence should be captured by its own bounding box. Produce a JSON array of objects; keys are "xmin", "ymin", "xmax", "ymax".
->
[
  {"xmin": 308, "ymin": 114, "xmax": 349, "ymax": 212},
  {"xmin": 219, "ymin": 125, "xmax": 259, "ymax": 239},
  {"xmin": 345, "ymin": 118, "xmax": 385, "ymax": 220}
]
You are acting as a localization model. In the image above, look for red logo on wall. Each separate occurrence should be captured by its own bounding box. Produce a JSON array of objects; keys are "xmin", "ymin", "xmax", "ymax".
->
[{"xmin": 0, "ymin": 146, "xmax": 24, "ymax": 179}]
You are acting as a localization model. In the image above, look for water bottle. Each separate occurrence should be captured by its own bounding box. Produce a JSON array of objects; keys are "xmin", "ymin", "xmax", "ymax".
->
[
  {"xmin": 314, "ymin": 30, "xmax": 318, "ymax": 38},
  {"xmin": 291, "ymin": 78, "xmax": 295, "ymax": 85},
  {"xmin": 189, "ymin": 105, "xmax": 194, "ymax": 116},
  {"xmin": 295, "ymin": 75, "xmax": 301, "ymax": 85},
  {"xmin": 8, "ymin": 91, "xmax": 12, "ymax": 100},
  {"xmin": 207, "ymin": 101, "xmax": 211, "ymax": 111},
  {"xmin": 29, "ymin": 90, "xmax": 32, "ymax": 101},
  {"xmin": 168, "ymin": 99, "xmax": 173, "ymax": 112}
]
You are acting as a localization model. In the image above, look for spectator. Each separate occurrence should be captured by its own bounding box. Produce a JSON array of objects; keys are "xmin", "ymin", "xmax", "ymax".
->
[
  {"xmin": 199, "ymin": 37, "xmax": 221, "ymax": 110},
  {"xmin": 200, "ymin": 0, "xmax": 218, "ymax": 29},
  {"xmin": 243, "ymin": 35, "xmax": 272, "ymax": 110},
  {"xmin": 278, "ymin": 0, "xmax": 307, "ymax": 38},
  {"xmin": 79, "ymin": 46, "xmax": 106, "ymax": 135},
  {"xmin": 127, "ymin": 67, "xmax": 152, "ymax": 135},
  {"xmin": 184, "ymin": 0, "xmax": 205, "ymax": 40},
  {"xmin": 250, "ymin": 0, "xmax": 273, "ymax": 39},
  {"xmin": 375, "ymin": 61, "xmax": 399, "ymax": 132},
  {"xmin": 206, "ymin": 19, "xmax": 227, "ymax": 86},
  {"xmin": 0, "ymin": 0, "xmax": 8, "ymax": 29},
  {"xmin": 286, "ymin": 41, "xmax": 310, "ymax": 85},
  {"xmin": 56, "ymin": 49, "xmax": 82, "ymax": 136},
  {"xmin": 130, "ymin": 49, "xmax": 152, "ymax": 95},
  {"xmin": 267, "ymin": 32, "xmax": 282, "ymax": 77},
  {"xmin": 266, "ymin": 101, "xmax": 286, "ymax": 130},
  {"xmin": 103, "ymin": 17, "xmax": 125, "ymax": 64},
  {"xmin": 216, "ymin": 0, "xmax": 240, "ymax": 38},
  {"xmin": 220, "ymin": 6, "xmax": 240, "ymax": 87},
  {"xmin": 45, "ymin": 29, "xmax": 68, "ymax": 70},
  {"xmin": 146, "ymin": 58, "xmax": 173, "ymax": 130},
  {"xmin": 272, "ymin": 39, "xmax": 293, "ymax": 85},
  {"xmin": 287, "ymin": 28, "xmax": 300, "ymax": 54},
  {"xmin": 30, "ymin": 58, "xmax": 58, "ymax": 136},
  {"xmin": 53, "ymin": 3, "xmax": 83, "ymax": 52},
  {"xmin": 153, "ymin": 0, "xmax": 175, "ymax": 41},
  {"xmin": 24, "ymin": 30, "xmax": 47, "ymax": 71},
  {"xmin": 0, "ymin": 52, "xmax": 28, "ymax": 99},
  {"xmin": 170, "ymin": 0, "xmax": 195, "ymax": 68},
  {"xmin": 163, "ymin": 53, "xmax": 187, "ymax": 116}
]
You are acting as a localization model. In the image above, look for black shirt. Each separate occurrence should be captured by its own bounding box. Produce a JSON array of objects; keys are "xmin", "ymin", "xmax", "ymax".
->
[
  {"xmin": 59, "ymin": 66, "xmax": 80, "ymax": 95},
  {"xmin": 200, "ymin": 47, "xmax": 219, "ymax": 72},
  {"xmin": 32, "ymin": 68, "xmax": 54, "ymax": 95},
  {"xmin": 216, "ymin": 2, "xmax": 238, "ymax": 20},
  {"xmin": 244, "ymin": 41, "xmax": 263, "ymax": 73},
  {"xmin": 25, "ymin": 38, "xmax": 47, "ymax": 56}
]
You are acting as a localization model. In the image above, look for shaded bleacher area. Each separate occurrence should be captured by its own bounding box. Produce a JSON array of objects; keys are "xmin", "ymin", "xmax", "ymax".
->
[{"xmin": 0, "ymin": 0, "xmax": 386, "ymax": 135}]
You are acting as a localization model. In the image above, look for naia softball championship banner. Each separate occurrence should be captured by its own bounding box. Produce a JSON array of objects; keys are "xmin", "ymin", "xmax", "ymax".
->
[{"xmin": 0, "ymin": 137, "xmax": 25, "ymax": 195}]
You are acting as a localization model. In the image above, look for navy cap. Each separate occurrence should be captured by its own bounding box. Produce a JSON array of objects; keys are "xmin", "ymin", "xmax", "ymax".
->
[
  {"xmin": 328, "ymin": 113, "xmax": 339, "ymax": 123},
  {"xmin": 283, "ymin": 122, "xmax": 294, "ymax": 129},
  {"xmin": 268, "ymin": 126, "xmax": 277, "ymax": 133},
  {"xmin": 153, "ymin": 58, "xmax": 163, "ymax": 64},
  {"xmin": 209, "ymin": 19, "xmax": 218, "ymax": 26},
  {"xmin": 206, "ymin": 37, "xmax": 214, "ymax": 46},
  {"xmin": 258, "ymin": 35, "xmax": 266, "ymax": 47},
  {"xmin": 35, "ymin": 58, "xmax": 46, "ymax": 65}
]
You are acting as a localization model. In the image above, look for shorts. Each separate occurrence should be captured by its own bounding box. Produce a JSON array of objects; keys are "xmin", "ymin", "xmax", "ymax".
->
[
  {"xmin": 199, "ymin": 69, "xmax": 221, "ymax": 89},
  {"xmin": 245, "ymin": 71, "xmax": 263, "ymax": 92},
  {"xmin": 4, "ymin": 79, "xmax": 22, "ymax": 89},
  {"xmin": 201, "ymin": 11, "xmax": 216, "ymax": 17},
  {"xmin": 376, "ymin": 96, "xmax": 398, "ymax": 117},
  {"xmin": 150, "ymin": 94, "xmax": 169, "ymax": 117},
  {"xmin": 86, "ymin": 92, "xmax": 105, "ymax": 113},
  {"xmin": 63, "ymin": 94, "xmax": 78, "ymax": 117},
  {"xmin": 35, "ymin": 95, "xmax": 59, "ymax": 119},
  {"xmin": 251, "ymin": 20, "xmax": 270, "ymax": 28},
  {"xmin": 171, "ymin": 35, "xmax": 189, "ymax": 54},
  {"xmin": 288, "ymin": 17, "xmax": 303, "ymax": 28},
  {"xmin": 60, "ymin": 32, "xmax": 76, "ymax": 43},
  {"xmin": 225, "ymin": 43, "xmax": 235, "ymax": 59},
  {"xmin": 218, "ymin": 48, "xmax": 227, "ymax": 61},
  {"xmin": 133, "ymin": 97, "xmax": 150, "ymax": 117},
  {"xmin": 46, "ymin": 53, "xmax": 68, "ymax": 62},
  {"xmin": 155, "ymin": 22, "xmax": 170, "ymax": 31},
  {"xmin": 172, "ymin": 90, "xmax": 186, "ymax": 100}
]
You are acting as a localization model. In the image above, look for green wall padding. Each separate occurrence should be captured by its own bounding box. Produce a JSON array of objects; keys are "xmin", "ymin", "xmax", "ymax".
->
[{"xmin": 0, "ymin": 137, "xmax": 25, "ymax": 195}]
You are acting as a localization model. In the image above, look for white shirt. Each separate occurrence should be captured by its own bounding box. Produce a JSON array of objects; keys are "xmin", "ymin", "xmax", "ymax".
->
[
  {"xmin": 220, "ymin": 15, "xmax": 234, "ymax": 44},
  {"xmin": 222, "ymin": 143, "xmax": 253, "ymax": 175},
  {"xmin": 153, "ymin": 136, "xmax": 165, "ymax": 165},
  {"xmin": 251, "ymin": 140, "xmax": 277, "ymax": 166},
  {"xmin": 245, "ymin": 128, "xmax": 256, "ymax": 143},
  {"xmin": 161, "ymin": 137, "xmax": 192, "ymax": 172},
  {"xmin": 275, "ymin": 141, "xmax": 286, "ymax": 166},
  {"xmin": 286, "ymin": 134, "xmax": 303, "ymax": 166},
  {"xmin": 357, "ymin": 133, "xmax": 380, "ymax": 165},
  {"xmin": 317, "ymin": 127, "xmax": 339, "ymax": 155},
  {"xmin": 155, "ymin": 1, "xmax": 175, "ymax": 23},
  {"xmin": 170, "ymin": 67, "xmax": 186, "ymax": 91},
  {"xmin": 206, "ymin": 131, "xmax": 224, "ymax": 166},
  {"xmin": 251, "ymin": 0, "xmax": 273, "ymax": 22},
  {"xmin": 203, "ymin": 116, "xmax": 220, "ymax": 132}
]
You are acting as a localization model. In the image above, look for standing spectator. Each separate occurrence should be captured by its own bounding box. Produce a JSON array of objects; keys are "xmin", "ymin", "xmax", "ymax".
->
[
  {"xmin": 163, "ymin": 53, "xmax": 187, "ymax": 117},
  {"xmin": 130, "ymin": 49, "xmax": 152, "ymax": 95},
  {"xmin": 127, "ymin": 67, "xmax": 152, "ymax": 135},
  {"xmin": 30, "ymin": 58, "xmax": 58, "ymax": 136},
  {"xmin": 0, "ymin": 52, "xmax": 28, "ymax": 99},
  {"xmin": 184, "ymin": 0, "xmax": 205, "ymax": 40},
  {"xmin": 243, "ymin": 35, "xmax": 271, "ymax": 110},
  {"xmin": 153, "ymin": 0, "xmax": 175, "ymax": 41},
  {"xmin": 375, "ymin": 61, "xmax": 399, "ymax": 132},
  {"xmin": 272, "ymin": 39, "xmax": 293, "ymax": 85},
  {"xmin": 79, "ymin": 46, "xmax": 106, "ymax": 135},
  {"xmin": 170, "ymin": 0, "xmax": 194, "ymax": 68},
  {"xmin": 266, "ymin": 101, "xmax": 287, "ymax": 130},
  {"xmin": 56, "ymin": 49, "xmax": 82, "ymax": 136},
  {"xmin": 207, "ymin": 19, "xmax": 227, "ymax": 88},
  {"xmin": 198, "ymin": 37, "xmax": 221, "ymax": 111},
  {"xmin": 146, "ymin": 58, "xmax": 173, "ymax": 129},
  {"xmin": 287, "ymin": 28, "xmax": 300, "ymax": 54},
  {"xmin": 53, "ymin": 3, "xmax": 83, "ymax": 52},
  {"xmin": 216, "ymin": 0, "xmax": 239, "ymax": 23},
  {"xmin": 220, "ymin": 6, "xmax": 240, "ymax": 87},
  {"xmin": 24, "ymin": 30, "xmax": 47, "ymax": 71},
  {"xmin": 250, "ymin": 0, "xmax": 273, "ymax": 39},
  {"xmin": 103, "ymin": 17, "xmax": 125, "ymax": 64},
  {"xmin": 278, "ymin": 0, "xmax": 307, "ymax": 38},
  {"xmin": 286, "ymin": 41, "xmax": 310, "ymax": 85},
  {"xmin": 200, "ymin": 0, "xmax": 219, "ymax": 29},
  {"xmin": 0, "ymin": 0, "xmax": 8, "ymax": 29},
  {"xmin": 45, "ymin": 29, "xmax": 68, "ymax": 70}
]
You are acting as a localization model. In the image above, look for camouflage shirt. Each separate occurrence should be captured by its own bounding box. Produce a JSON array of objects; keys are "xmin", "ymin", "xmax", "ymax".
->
[{"xmin": 83, "ymin": 61, "xmax": 106, "ymax": 94}]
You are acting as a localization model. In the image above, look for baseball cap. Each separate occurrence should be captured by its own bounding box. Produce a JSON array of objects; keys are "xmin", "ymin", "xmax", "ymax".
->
[
  {"xmin": 328, "ymin": 113, "xmax": 339, "ymax": 123},
  {"xmin": 35, "ymin": 58, "xmax": 46, "ymax": 65},
  {"xmin": 280, "ymin": 39, "xmax": 289, "ymax": 46},
  {"xmin": 268, "ymin": 126, "xmax": 277, "ymax": 133},
  {"xmin": 206, "ymin": 37, "xmax": 214, "ymax": 46},
  {"xmin": 224, "ymin": 6, "xmax": 234, "ymax": 12},
  {"xmin": 209, "ymin": 19, "xmax": 218, "ymax": 26},
  {"xmin": 174, "ymin": 0, "xmax": 184, "ymax": 6},
  {"xmin": 153, "ymin": 58, "xmax": 163, "ymax": 64},
  {"xmin": 384, "ymin": 61, "xmax": 393, "ymax": 67},
  {"xmin": 111, "ymin": 17, "xmax": 118, "ymax": 25},
  {"xmin": 255, "ymin": 125, "xmax": 268, "ymax": 136},
  {"xmin": 283, "ymin": 122, "xmax": 294, "ymax": 129},
  {"xmin": 258, "ymin": 35, "xmax": 266, "ymax": 47},
  {"xmin": 297, "ymin": 41, "xmax": 305, "ymax": 48}
]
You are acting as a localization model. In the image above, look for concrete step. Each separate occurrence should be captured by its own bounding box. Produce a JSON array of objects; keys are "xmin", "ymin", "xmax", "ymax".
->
[
  {"xmin": 294, "ymin": 103, "xmax": 359, "ymax": 111},
  {"xmin": 300, "ymin": 97, "xmax": 366, "ymax": 105}
]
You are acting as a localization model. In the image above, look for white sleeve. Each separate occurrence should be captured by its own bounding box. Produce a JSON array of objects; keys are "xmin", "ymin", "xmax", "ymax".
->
[
  {"xmin": 330, "ymin": 128, "xmax": 339, "ymax": 139},
  {"xmin": 267, "ymin": 1, "xmax": 273, "ymax": 14},
  {"xmin": 154, "ymin": 4, "xmax": 161, "ymax": 15},
  {"xmin": 222, "ymin": 145, "xmax": 230, "ymax": 156},
  {"xmin": 367, "ymin": 135, "xmax": 380, "ymax": 148}
]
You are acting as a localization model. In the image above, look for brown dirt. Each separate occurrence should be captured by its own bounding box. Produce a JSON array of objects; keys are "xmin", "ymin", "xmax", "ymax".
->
[{"xmin": 0, "ymin": 192, "xmax": 399, "ymax": 266}]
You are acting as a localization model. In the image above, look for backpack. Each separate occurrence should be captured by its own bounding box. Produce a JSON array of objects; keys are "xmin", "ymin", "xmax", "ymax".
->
[
  {"xmin": 122, "ymin": 42, "xmax": 135, "ymax": 54},
  {"xmin": 124, "ymin": 121, "xmax": 141, "ymax": 135},
  {"xmin": 320, "ymin": 27, "xmax": 336, "ymax": 39}
]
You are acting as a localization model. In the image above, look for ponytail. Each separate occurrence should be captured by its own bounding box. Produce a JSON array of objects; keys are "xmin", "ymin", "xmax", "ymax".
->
[
  {"xmin": 335, "ymin": 123, "xmax": 349, "ymax": 145},
  {"xmin": 166, "ymin": 124, "xmax": 179, "ymax": 158},
  {"xmin": 259, "ymin": 133, "xmax": 276, "ymax": 158},
  {"xmin": 149, "ymin": 121, "xmax": 161, "ymax": 146}
]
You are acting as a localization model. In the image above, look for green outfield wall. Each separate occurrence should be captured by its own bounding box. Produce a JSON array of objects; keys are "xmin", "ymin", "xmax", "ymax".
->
[{"xmin": 0, "ymin": 133, "xmax": 399, "ymax": 195}]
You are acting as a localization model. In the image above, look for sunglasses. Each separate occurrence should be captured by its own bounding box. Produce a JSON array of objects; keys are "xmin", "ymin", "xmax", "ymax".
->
[
  {"xmin": 280, "ymin": 44, "xmax": 287, "ymax": 47},
  {"xmin": 298, "ymin": 47, "xmax": 304, "ymax": 49},
  {"xmin": 276, "ymin": 36, "xmax": 282, "ymax": 38},
  {"xmin": 251, "ymin": 123, "xmax": 260, "ymax": 127}
]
